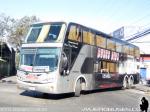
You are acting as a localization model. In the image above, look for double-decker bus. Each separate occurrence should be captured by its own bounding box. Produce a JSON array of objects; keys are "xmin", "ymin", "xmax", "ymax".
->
[{"xmin": 17, "ymin": 22, "xmax": 140, "ymax": 96}]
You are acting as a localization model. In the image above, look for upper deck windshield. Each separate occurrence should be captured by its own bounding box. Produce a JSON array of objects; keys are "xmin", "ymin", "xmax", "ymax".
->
[
  {"xmin": 26, "ymin": 23, "xmax": 66, "ymax": 43},
  {"xmin": 20, "ymin": 48, "xmax": 60, "ymax": 72}
]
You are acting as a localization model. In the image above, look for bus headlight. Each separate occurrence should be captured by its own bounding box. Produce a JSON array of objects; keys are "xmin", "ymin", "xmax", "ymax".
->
[{"xmin": 17, "ymin": 70, "xmax": 26, "ymax": 81}]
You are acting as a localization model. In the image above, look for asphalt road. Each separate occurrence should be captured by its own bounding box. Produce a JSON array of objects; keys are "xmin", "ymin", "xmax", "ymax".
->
[{"xmin": 0, "ymin": 83, "xmax": 149, "ymax": 112}]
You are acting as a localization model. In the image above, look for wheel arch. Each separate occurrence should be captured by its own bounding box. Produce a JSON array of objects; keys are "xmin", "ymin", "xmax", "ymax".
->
[
  {"xmin": 123, "ymin": 75, "xmax": 129, "ymax": 81},
  {"xmin": 73, "ymin": 75, "xmax": 87, "ymax": 92},
  {"xmin": 128, "ymin": 75, "xmax": 134, "ymax": 87},
  {"xmin": 129, "ymin": 75, "xmax": 134, "ymax": 80}
]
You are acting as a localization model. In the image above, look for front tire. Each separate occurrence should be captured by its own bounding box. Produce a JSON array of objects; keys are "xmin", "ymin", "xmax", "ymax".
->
[{"xmin": 74, "ymin": 79, "xmax": 81, "ymax": 97}]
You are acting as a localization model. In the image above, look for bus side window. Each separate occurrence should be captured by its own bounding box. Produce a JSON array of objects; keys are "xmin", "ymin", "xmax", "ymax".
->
[
  {"xmin": 116, "ymin": 42, "xmax": 122, "ymax": 52},
  {"xmin": 123, "ymin": 45, "xmax": 130, "ymax": 55},
  {"xmin": 98, "ymin": 61, "xmax": 107, "ymax": 72},
  {"xmin": 130, "ymin": 47, "xmax": 134, "ymax": 56},
  {"xmin": 96, "ymin": 34, "xmax": 106, "ymax": 48},
  {"xmin": 81, "ymin": 58, "xmax": 94, "ymax": 74},
  {"xmin": 83, "ymin": 28, "xmax": 95, "ymax": 45},
  {"xmin": 98, "ymin": 61, "xmax": 118, "ymax": 74},
  {"xmin": 135, "ymin": 48, "xmax": 140, "ymax": 58},
  {"xmin": 68, "ymin": 25, "xmax": 82, "ymax": 42},
  {"xmin": 63, "ymin": 45, "xmax": 81, "ymax": 70},
  {"xmin": 107, "ymin": 39, "xmax": 116, "ymax": 51},
  {"xmin": 70, "ymin": 47, "xmax": 80, "ymax": 68}
]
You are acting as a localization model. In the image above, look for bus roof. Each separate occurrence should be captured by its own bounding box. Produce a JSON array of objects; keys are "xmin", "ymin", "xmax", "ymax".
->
[
  {"xmin": 69, "ymin": 22, "xmax": 139, "ymax": 49},
  {"xmin": 30, "ymin": 21, "xmax": 139, "ymax": 49},
  {"xmin": 31, "ymin": 21, "xmax": 67, "ymax": 26}
]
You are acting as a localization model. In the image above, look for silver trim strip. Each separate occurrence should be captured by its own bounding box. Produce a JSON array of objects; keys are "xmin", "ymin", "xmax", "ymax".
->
[{"xmin": 22, "ymin": 43, "xmax": 63, "ymax": 48}]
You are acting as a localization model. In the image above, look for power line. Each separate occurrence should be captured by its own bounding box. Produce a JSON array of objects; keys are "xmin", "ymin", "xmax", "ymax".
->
[
  {"xmin": 131, "ymin": 41, "xmax": 150, "ymax": 43},
  {"xmin": 126, "ymin": 28, "xmax": 150, "ymax": 41},
  {"xmin": 129, "ymin": 13, "xmax": 150, "ymax": 25}
]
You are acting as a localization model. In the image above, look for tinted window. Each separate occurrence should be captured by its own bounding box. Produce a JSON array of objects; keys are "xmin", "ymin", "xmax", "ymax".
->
[
  {"xmin": 107, "ymin": 39, "xmax": 116, "ymax": 51},
  {"xmin": 96, "ymin": 34, "xmax": 106, "ymax": 48},
  {"xmin": 68, "ymin": 25, "xmax": 82, "ymax": 42},
  {"xmin": 27, "ymin": 27, "xmax": 42, "ymax": 42},
  {"xmin": 26, "ymin": 24, "xmax": 64, "ymax": 43},
  {"xmin": 116, "ymin": 42, "xmax": 122, "ymax": 52},
  {"xmin": 83, "ymin": 29, "xmax": 95, "ymax": 45},
  {"xmin": 81, "ymin": 58, "xmax": 94, "ymax": 74},
  {"xmin": 44, "ymin": 25, "xmax": 62, "ymax": 42}
]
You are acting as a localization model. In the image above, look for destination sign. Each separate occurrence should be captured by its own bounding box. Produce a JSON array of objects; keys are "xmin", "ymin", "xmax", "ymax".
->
[{"xmin": 97, "ymin": 48, "xmax": 119, "ymax": 61}]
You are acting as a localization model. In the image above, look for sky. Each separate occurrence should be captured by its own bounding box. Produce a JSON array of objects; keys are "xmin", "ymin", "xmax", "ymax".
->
[{"xmin": 0, "ymin": 0, "xmax": 150, "ymax": 33}]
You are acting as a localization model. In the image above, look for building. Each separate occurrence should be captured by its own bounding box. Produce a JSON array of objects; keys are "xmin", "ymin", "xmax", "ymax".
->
[
  {"xmin": 0, "ymin": 38, "xmax": 16, "ymax": 78},
  {"xmin": 112, "ymin": 27, "xmax": 150, "ymax": 83}
]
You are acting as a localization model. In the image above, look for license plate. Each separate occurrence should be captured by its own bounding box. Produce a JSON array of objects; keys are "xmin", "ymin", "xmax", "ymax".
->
[
  {"xmin": 29, "ymin": 86, "xmax": 35, "ymax": 90},
  {"xmin": 26, "ymin": 74, "xmax": 38, "ymax": 80}
]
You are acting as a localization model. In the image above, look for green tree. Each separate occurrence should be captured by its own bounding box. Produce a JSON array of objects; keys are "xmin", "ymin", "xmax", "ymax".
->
[
  {"xmin": 8, "ymin": 16, "xmax": 40, "ymax": 48},
  {"xmin": 0, "ymin": 13, "xmax": 15, "ymax": 38}
]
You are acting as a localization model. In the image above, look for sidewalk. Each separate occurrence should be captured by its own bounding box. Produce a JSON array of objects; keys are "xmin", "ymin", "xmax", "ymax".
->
[
  {"xmin": 0, "ymin": 76, "xmax": 17, "ymax": 84},
  {"xmin": 134, "ymin": 84, "xmax": 150, "ymax": 92}
]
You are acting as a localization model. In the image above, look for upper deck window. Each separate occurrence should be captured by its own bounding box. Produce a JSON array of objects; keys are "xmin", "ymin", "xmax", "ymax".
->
[
  {"xmin": 68, "ymin": 25, "xmax": 82, "ymax": 42},
  {"xmin": 107, "ymin": 39, "xmax": 116, "ymax": 51},
  {"xmin": 26, "ymin": 23, "xmax": 66, "ymax": 43},
  {"xmin": 83, "ymin": 29, "xmax": 95, "ymax": 45},
  {"xmin": 44, "ymin": 25, "xmax": 62, "ymax": 42},
  {"xmin": 27, "ymin": 26, "xmax": 42, "ymax": 42},
  {"xmin": 96, "ymin": 34, "xmax": 106, "ymax": 48}
]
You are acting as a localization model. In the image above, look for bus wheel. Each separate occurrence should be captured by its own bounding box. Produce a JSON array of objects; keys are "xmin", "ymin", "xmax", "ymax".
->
[
  {"xmin": 122, "ymin": 76, "xmax": 128, "ymax": 89},
  {"xmin": 74, "ymin": 79, "xmax": 81, "ymax": 97},
  {"xmin": 128, "ymin": 75, "xmax": 134, "ymax": 88}
]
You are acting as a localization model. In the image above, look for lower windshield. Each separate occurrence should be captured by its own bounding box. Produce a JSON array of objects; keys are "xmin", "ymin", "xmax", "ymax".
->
[{"xmin": 20, "ymin": 48, "xmax": 60, "ymax": 71}]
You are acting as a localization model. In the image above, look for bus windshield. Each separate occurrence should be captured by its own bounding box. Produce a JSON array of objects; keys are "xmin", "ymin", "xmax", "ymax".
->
[
  {"xmin": 26, "ymin": 23, "xmax": 66, "ymax": 43},
  {"xmin": 20, "ymin": 48, "xmax": 60, "ymax": 72}
]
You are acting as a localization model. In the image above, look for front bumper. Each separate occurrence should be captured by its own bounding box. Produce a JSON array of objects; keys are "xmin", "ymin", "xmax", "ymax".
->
[{"xmin": 17, "ymin": 79, "xmax": 57, "ymax": 94}]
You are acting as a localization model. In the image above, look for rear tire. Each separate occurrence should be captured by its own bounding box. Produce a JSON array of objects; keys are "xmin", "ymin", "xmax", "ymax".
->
[
  {"xmin": 74, "ymin": 79, "xmax": 81, "ymax": 97},
  {"xmin": 128, "ymin": 75, "xmax": 134, "ymax": 88},
  {"xmin": 122, "ymin": 76, "xmax": 129, "ymax": 89}
]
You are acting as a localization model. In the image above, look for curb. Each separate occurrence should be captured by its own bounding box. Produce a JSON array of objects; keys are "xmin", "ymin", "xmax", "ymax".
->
[
  {"xmin": 134, "ymin": 88, "xmax": 149, "ymax": 92},
  {"xmin": 0, "ymin": 79, "xmax": 17, "ymax": 84},
  {"xmin": 134, "ymin": 85, "xmax": 150, "ymax": 92}
]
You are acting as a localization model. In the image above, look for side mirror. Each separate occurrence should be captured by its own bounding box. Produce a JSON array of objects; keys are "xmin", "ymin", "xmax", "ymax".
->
[{"xmin": 60, "ymin": 53, "xmax": 69, "ymax": 75}]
